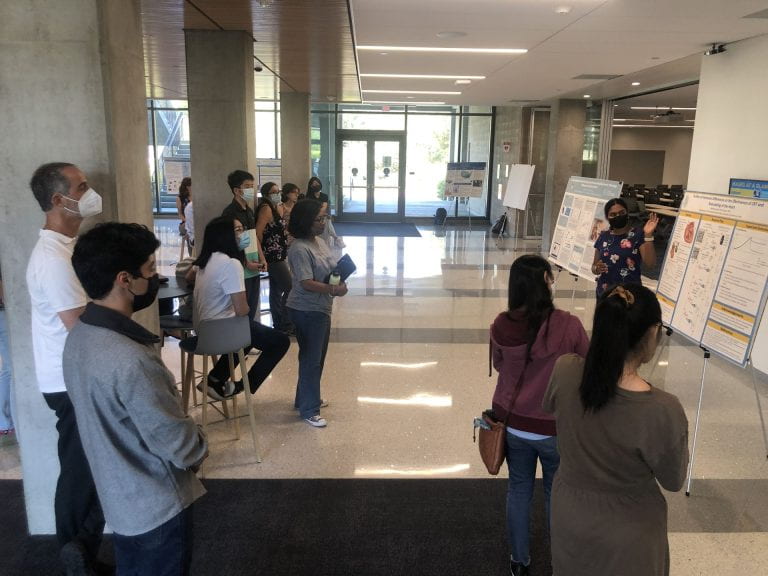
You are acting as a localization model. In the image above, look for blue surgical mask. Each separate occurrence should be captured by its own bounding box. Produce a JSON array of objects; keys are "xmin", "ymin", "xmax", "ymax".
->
[
  {"xmin": 238, "ymin": 232, "xmax": 251, "ymax": 250},
  {"xmin": 241, "ymin": 188, "xmax": 255, "ymax": 202}
]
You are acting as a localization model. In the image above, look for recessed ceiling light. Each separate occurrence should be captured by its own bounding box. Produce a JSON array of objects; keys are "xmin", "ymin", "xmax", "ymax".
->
[
  {"xmin": 436, "ymin": 31, "xmax": 467, "ymax": 39},
  {"xmin": 555, "ymin": 6, "xmax": 572, "ymax": 15},
  {"xmin": 583, "ymin": 94, "xmax": 591, "ymax": 98},
  {"xmin": 631, "ymin": 81, "xmax": 641, "ymax": 86},
  {"xmin": 362, "ymin": 89, "xmax": 462, "ymax": 95},
  {"xmin": 379, "ymin": 52, "xmax": 388, "ymax": 56},
  {"xmin": 359, "ymin": 45, "xmax": 527, "ymax": 54},
  {"xmin": 455, "ymin": 79, "xmax": 472, "ymax": 85},
  {"xmin": 360, "ymin": 73, "xmax": 486, "ymax": 80}
]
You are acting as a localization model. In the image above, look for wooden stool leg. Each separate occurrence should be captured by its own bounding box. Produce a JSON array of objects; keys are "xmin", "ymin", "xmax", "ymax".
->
[
  {"xmin": 227, "ymin": 353, "xmax": 238, "ymax": 438},
  {"xmin": 181, "ymin": 349, "xmax": 194, "ymax": 414},
  {"xmin": 201, "ymin": 355, "xmax": 209, "ymax": 432},
  {"xmin": 238, "ymin": 349, "xmax": 261, "ymax": 462}
]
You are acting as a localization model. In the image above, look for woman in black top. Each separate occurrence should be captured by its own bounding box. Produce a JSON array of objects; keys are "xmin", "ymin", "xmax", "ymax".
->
[{"xmin": 256, "ymin": 181, "xmax": 293, "ymax": 333}]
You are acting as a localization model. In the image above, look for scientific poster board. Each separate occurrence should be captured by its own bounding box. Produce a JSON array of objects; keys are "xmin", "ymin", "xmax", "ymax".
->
[
  {"xmin": 548, "ymin": 176, "xmax": 623, "ymax": 282},
  {"xmin": 503, "ymin": 164, "xmax": 536, "ymax": 210},
  {"xmin": 256, "ymin": 159, "xmax": 282, "ymax": 189},
  {"xmin": 164, "ymin": 159, "xmax": 189, "ymax": 197},
  {"xmin": 445, "ymin": 162, "xmax": 486, "ymax": 198},
  {"xmin": 656, "ymin": 191, "xmax": 768, "ymax": 367}
]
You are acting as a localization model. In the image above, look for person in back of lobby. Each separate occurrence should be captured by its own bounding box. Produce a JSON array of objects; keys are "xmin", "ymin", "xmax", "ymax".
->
[
  {"xmin": 192, "ymin": 216, "xmax": 290, "ymax": 401},
  {"xmin": 592, "ymin": 197, "xmax": 658, "ymax": 297},
  {"xmin": 65, "ymin": 222, "xmax": 207, "ymax": 576},
  {"xmin": 306, "ymin": 176, "xmax": 345, "ymax": 249},
  {"xmin": 490, "ymin": 255, "xmax": 589, "ymax": 576},
  {"xmin": 222, "ymin": 170, "xmax": 261, "ymax": 318},
  {"xmin": 286, "ymin": 199, "xmax": 348, "ymax": 428},
  {"xmin": 176, "ymin": 177, "xmax": 192, "ymax": 254},
  {"xmin": 256, "ymin": 181, "xmax": 293, "ymax": 334},
  {"xmin": 0, "ymin": 267, "xmax": 15, "ymax": 446},
  {"xmin": 543, "ymin": 284, "xmax": 689, "ymax": 576},
  {"xmin": 280, "ymin": 182, "xmax": 300, "ymax": 228}
]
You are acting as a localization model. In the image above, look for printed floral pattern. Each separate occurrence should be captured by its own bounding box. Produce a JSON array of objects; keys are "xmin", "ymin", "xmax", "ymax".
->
[{"xmin": 594, "ymin": 227, "xmax": 644, "ymax": 296}]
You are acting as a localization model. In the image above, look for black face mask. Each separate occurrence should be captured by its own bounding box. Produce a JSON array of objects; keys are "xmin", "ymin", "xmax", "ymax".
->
[
  {"xmin": 130, "ymin": 274, "xmax": 160, "ymax": 312},
  {"xmin": 608, "ymin": 214, "xmax": 629, "ymax": 229}
]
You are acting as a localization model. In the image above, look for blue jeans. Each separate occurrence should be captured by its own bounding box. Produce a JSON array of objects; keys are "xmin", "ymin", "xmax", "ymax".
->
[
  {"xmin": 0, "ymin": 310, "xmax": 13, "ymax": 430},
  {"xmin": 505, "ymin": 432, "xmax": 560, "ymax": 565},
  {"xmin": 113, "ymin": 505, "xmax": 194, "ymax": 576},
  {"xmin": 288, "ymin": 308, "xmax": 331, "ymax": 419}
]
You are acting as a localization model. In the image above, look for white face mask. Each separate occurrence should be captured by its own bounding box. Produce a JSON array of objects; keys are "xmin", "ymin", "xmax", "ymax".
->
[
  {"xmin": 61, "ymin": 188, "xmax": 103, "ymax": 218},
  {"xmin": 241, "ymin": 188, "xmax": 255, "ymax": 202},
  {"xmin": 269, "ymin": 193, "xmax": 281, "ymax": 205}
]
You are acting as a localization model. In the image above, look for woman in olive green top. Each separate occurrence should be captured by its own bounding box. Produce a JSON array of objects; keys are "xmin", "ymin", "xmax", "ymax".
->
[{"xmin": 544, "ymin": 284, "xmax": 689, "ymax": 576}]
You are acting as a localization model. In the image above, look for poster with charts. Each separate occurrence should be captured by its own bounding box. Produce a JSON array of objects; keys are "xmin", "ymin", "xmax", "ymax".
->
[
  {"xmin": 656, "ymin": 191, "xmax": 768, "ymax": 367},
  {"xmin": 445, "ymin": 162, "xmax": 486, "ymax": 198},
  {"xmin": 548, "ymin": 176, "xmax": 623, "ymax": 282}
]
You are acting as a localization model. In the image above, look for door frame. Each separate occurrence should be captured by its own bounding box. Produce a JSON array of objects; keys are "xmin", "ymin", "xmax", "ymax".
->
[{"xmin": 335, "ymin": 129, "xmax": 406, "ymax": 222}]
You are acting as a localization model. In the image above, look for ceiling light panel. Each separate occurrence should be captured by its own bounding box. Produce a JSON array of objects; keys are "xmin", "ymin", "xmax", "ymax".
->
[
  {"xmin": 362, "ymin": 89, "xmax": 462, "ymax": 95},
  {"xmin": 358, "ymin": 45, "xmax": 527, "ymax": 54},
  {"xmin": 360, "ymin": 73, "xmax": 485, "ymax": 79}
]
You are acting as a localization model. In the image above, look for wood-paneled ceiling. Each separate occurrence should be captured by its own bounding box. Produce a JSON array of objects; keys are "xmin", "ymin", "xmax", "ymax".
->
[
  {"xmin": 141, "ymin": 0, "xmax": 360, "ymax": 101},
  {"xmin": 141, "ymin": 1, "xmax": 768, "ymax": 107}
]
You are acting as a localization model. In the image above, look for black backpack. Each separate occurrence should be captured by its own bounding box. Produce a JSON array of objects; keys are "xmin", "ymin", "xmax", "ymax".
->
[
  {"xmin": 491, "ymin": 213, "xmax": 507, "ymax": 236},
  {"xmin": 434, "ymin": 207, "xmax": 447, "ymax": 225}
]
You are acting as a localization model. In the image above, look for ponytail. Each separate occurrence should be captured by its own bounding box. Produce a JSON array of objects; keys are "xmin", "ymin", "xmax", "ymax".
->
[{"xmin": 580, "ymin": 284, "xmax": 661, "ymax": 412}]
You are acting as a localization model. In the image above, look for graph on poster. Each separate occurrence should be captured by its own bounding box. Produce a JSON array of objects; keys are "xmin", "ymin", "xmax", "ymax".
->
[{"xmin": 656, "ymin": 191, "xmax": 768, "ymax": 367}]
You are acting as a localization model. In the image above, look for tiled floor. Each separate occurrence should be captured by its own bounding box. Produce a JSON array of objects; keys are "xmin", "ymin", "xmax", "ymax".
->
[{"xmin": 4, "ymin": 222, "xmax": 768, "ymax": 573}]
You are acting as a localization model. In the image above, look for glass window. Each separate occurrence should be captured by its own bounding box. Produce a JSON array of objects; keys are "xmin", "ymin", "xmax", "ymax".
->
[
  {"xmin": 152, "ymin": 107, "xmax": 191, "ymax": 215},
  {"xmin": 404, "ymin": 114, "xmax": 455, "ymax": 217},
  {"xmin": 461, "ymin": 114, "xmax": 492, "ymax": 217}
]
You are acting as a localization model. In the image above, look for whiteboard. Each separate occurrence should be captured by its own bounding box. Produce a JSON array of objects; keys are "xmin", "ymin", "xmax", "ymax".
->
[
  {"xmin": 503, "ymin": 164, "xmax": 535, "ymax": 210},
  {"xmin": 656, "ymin": 191, "xmax": 768, "ymax": 368},
  {"xmin": 548, "ymin": 176, "xmax": 623, "ymax": 282}
]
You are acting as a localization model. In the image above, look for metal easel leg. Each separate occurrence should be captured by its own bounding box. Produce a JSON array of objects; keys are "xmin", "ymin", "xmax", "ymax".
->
[
  {"xmin": 686, "ymin": 349, "xmax": 710, "ymax": 496},
  {"xmin": 749, "ymin": 359, "xmax": 768, "ymax": 459}
]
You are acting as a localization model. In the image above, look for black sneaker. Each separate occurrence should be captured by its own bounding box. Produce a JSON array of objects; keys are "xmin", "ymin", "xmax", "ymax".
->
[
  {"xmin": 510, "ymin": 560, "xmax": 530, "ymax": 576},
  {"xmin": 198, "ymin": 376, "xmax": 235, "ymax": 401},
  {"xmin": 60, "ymin": 541, "xmax": 95, "ymax": 576}
]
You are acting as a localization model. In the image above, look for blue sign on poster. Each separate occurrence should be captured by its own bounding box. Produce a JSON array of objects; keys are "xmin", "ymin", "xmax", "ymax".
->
[{"xmin": 729, "ymin": 178, "xmax": 768, "ymax": 199}]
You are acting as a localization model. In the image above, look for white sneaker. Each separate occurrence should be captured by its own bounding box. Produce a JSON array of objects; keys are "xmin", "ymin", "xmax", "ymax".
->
[{"xmin": 304, "ymin": 415, "xmax": 327, "ymax": 428}]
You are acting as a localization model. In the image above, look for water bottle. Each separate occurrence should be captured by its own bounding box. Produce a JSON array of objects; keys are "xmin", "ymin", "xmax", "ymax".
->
[{"xmin": 329, "ymin": 269, "xmax": 341, "ymax": 286}]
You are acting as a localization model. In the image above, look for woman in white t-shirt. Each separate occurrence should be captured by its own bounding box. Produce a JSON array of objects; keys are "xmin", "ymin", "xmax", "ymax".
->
[{"xmin": 191, "ymin": 216, "xmax": 290, "ymax": 401}]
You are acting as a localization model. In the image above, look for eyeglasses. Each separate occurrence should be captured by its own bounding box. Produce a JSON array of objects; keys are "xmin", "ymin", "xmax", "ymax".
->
[
  {"xmin": 314, "ymin": 216, "xmax": 328, "ymax": 223},
  {"xmin": 234, "ymin": 226, "xmax": 245, "ymax": 233}
]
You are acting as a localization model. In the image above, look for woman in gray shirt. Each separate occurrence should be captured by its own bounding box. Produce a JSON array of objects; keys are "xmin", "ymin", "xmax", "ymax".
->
[{"xmin": 286, "ymin": 199, "xmax": 348, "ymax": 427}]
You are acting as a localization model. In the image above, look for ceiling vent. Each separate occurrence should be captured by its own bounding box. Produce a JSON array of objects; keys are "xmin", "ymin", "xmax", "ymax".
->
[{"xmin": 572, "ymin": 74, "xmax": 621, "ymax": 80}]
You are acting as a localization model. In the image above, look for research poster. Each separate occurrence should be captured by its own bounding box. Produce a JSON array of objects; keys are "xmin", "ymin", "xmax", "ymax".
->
[
  {"xmin": 729, "ymin": 178, "xmax": 768, "ymax": 199},
  {"xmin": 256, "ymin": 158, "xmax": 282, "ymax": 188},
  {"xmin": 656, "ymin": 191, "xmax": 768, "ymax": 366},
  {"xmin": 445, "ymin": 162, "xmax": 486, "ymax": 198},
  {"xmin": 548, "ymin": 176, "xmax": 623, "ymax": 282}
]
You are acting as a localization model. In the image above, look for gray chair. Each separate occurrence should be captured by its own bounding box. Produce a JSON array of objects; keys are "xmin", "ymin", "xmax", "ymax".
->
[{"xmin": 180, "ymin": 315, "xmax": 261, "ymax": 462}]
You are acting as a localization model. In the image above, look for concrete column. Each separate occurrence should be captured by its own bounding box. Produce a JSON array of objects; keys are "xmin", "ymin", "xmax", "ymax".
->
[
  {"xmin": 489, "ymin": 107, "xmax": 524, "ymax": 229},
  {"xmin": 541, "ymin": 99, "xmax": 586, "ymax": 251},
  {"xmin": 0, "ymin": 0, "xmax": 151, "ymax": 533},
  {"xmin": 185, "ymin": 30, "xmax": 256, "ymax": 239},
  {"xmin": 280, "ymin": 92, "xmax": 312, "ymax": 190}
]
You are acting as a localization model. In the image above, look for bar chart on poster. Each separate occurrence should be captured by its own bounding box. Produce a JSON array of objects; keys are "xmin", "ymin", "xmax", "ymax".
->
[
  {"xmin": 656, "ymin": 191, "xmax": 768, "ymax": 368},
  {"xmin": 548, "ymin": 176, "xmax": 622, "ymax": 282}
]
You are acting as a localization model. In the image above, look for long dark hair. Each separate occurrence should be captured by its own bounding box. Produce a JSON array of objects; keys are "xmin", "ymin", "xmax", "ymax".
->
[
  {"xmin": 288, "ymin": 199, "xmax": 322, "ymax": 239},
  {"xmin": 580, "ymin": 283, "xmax": 661, "ymax": 412},
  {"xmin": 507, "ymin": 255, "xmax": 555, "ymax": 359},
  {"xmin": 178, "ymin": 177, "xmax": 191, "ymax": 204},
  {"xmin": 258, "ymin": 181, "xmax": 279, "ymax": 221},
  {"xmin": 604, "ymin": 197, "xmax": 628, "ymax": 218},
  {"xmin": 194, "ymin": 216, "xmax": 241, "ymax": 269},
  {"xmin": 306, "ymin": 176, "xmax": 322, "ymax": 199}
]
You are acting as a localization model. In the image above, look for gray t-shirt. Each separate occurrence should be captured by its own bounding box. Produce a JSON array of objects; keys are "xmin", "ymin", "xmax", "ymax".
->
[{"xmin": 286, "ymin": 237, "xmax": 337, "ymax": 315}]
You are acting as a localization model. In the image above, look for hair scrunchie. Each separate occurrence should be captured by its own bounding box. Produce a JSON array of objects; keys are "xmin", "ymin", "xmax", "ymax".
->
[{"xmin": 607, "ymin": 285, "xmax": 635, "ymax": 307}]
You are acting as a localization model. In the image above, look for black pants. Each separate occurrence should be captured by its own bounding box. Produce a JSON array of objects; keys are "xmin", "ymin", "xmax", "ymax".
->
[
  {"xmin": 244, "ymin": 275, "xmax": 260, "ymax": 322},
  {"xmin": 43, "ymin": 391, "xmax": 105, "ymax": 561},
  {"xmin": 267, "ymin": 260, "xmax": 292, "ymax": 331},
  {"xmin": 209, "ymin": 321, "xmax": 290, "ymax": 393}
]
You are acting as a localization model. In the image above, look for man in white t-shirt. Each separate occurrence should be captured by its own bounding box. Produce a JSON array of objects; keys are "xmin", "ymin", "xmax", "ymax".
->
[{"xmin": 26, "ymin": 162, "xmax": 107, "ymax": 575}]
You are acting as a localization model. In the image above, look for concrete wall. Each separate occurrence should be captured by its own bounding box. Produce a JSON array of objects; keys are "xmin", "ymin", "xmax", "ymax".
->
[
  {"xmin": 688, "ymin": 34, "xmax": 768, "ymax": 194},
  {"xmin": 489, "ymin": 107, "xmax": 524, "ymax": 230},
  {"xmin": 611, "ymin": 128, "xmax": 693, "ymax": 187},
  {"xmin": 542, "ymin": 100, "xmax": 586, "ymax": 251},
  {"xmin": 0, "ymin": 0, "xmax": 150, "ymax": 533},
  {"xmin": 280, "ymin": 93, "xmax": 311, "ymax": 195}
]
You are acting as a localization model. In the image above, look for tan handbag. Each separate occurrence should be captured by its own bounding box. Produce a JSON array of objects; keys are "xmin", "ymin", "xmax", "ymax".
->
[{"xmin": 474, "ymin": 410, "xmax": 506, "ymax": 475}]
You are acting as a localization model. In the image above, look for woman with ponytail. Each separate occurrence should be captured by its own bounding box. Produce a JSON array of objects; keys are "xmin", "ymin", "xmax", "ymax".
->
[
  {"xmin": 490, "ymin": 255, "xmax": 589, "ymax": 576},
  {"xmin": 543, "ymin": 284, "xmax": 689, "ymax": 576}
]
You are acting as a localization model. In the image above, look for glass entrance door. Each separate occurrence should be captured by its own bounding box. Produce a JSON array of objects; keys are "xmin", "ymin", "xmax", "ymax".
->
[{"xmin": 337, "ymin": 131, "xmax": 405, "ymax": 221}]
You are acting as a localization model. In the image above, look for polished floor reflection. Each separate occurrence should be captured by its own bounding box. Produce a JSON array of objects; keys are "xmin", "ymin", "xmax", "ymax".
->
[{"xmin": 3, "ymin": 223, "xmax": 766, "ymax": 574}]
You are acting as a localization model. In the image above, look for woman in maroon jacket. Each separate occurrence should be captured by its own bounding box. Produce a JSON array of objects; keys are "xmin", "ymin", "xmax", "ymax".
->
[{"xmin": 490, "ymin": 254, "xmax": 589, "ymax": 576}]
